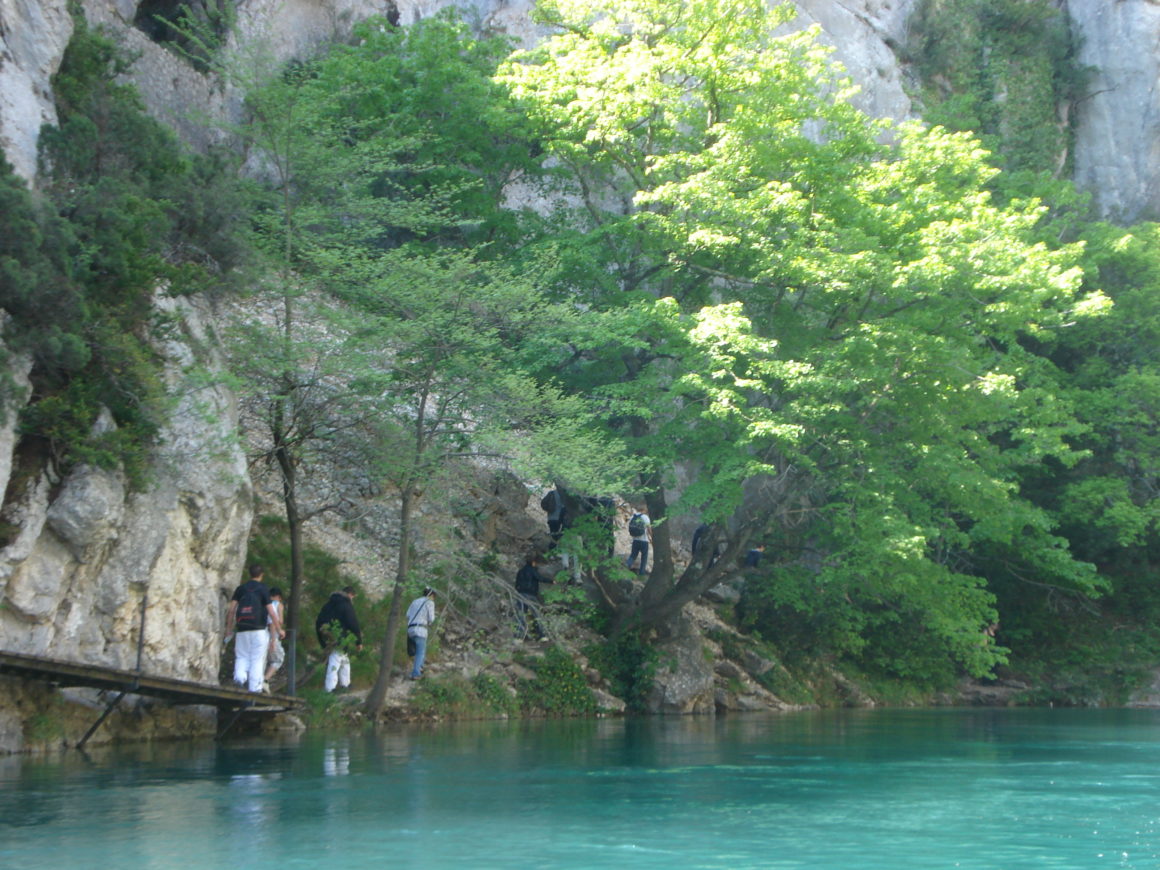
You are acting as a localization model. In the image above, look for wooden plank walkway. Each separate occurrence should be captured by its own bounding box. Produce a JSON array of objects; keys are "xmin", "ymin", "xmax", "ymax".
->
[{"xmin": 0, "ymin": 649, "xmax": 304, "ymax": 716}]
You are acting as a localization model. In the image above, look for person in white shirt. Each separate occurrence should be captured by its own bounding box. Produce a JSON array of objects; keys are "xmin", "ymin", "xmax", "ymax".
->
[
  {"xmin": 405, "ymin": 587, "xmax": 437, "ymax": 680},
  {"xmin": 625, "ymin": 507, "xmax": 652, "ymax": 575},
  {"xmin": 263, "ymin": 587, "xmax": 285, "ymax": 692}
]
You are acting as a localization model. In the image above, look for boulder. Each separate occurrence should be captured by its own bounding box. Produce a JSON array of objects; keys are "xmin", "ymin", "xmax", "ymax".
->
[{"xmin": 646, "ymin": 615, "xmax": 716, "ymax": 714}]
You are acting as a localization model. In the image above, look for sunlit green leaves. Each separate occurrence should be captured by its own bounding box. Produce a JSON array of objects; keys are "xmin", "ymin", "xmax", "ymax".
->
[{"xmin": 499, "ymin": 0, "xmax": 1112, "ymax": 676}]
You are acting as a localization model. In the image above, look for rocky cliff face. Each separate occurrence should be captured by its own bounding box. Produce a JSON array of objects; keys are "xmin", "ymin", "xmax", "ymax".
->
[
  {"xmin": 1068, "ymin": 0, "xmax": 1160, "ymax": 223},
  {"xmin": 8, "ymin": 1, "xmax": 1159, "ymax": 218},
  {"xmin": 0, "ymin": 295, "xmax": 252, "ymax": 752}
]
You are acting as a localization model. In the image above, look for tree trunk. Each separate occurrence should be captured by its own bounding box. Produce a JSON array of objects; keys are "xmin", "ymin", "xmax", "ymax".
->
[
  {"xmin": 365, "ymin": 484, "xmax": 417, "ymax": 718},
  {"xmin": 272, "ymin": 402, "xmax": 306, "ymax": 694}
]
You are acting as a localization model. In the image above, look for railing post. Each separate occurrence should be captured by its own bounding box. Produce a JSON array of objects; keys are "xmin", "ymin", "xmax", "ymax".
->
[
  {"xmin": 135, "ymin": 590, "xmax": 148, "ymax": 674},
  {"xmin": 286, "ymin": 627, "xmax": 297, "ymax": 696}
]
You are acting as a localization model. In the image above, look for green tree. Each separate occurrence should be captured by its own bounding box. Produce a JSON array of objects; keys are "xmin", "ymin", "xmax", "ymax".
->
[
  {"xmin": 237, "ymin": 12, "xmax": 624, "ymax": 711},
  {"xmin": 498, "ymin": 0, "xmax": 1107, "ymax": 680}
]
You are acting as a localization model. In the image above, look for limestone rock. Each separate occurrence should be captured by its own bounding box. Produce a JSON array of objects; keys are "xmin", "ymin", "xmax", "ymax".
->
[
  {"xmin": 592, "ymin": 687, "xmax": 626, "ymax": 714},
  {"xmin": 0, "ymin": 342, "xmax": 31, "ymax": 501},
  {"xmin": 1070, "ymin": 0, "xmax": 1160, "ymax": 222},
  {"xmin": 742, "ymin": 649, "xmax": 776, "ymax": 677},
  {"xmin": 714, "ymin": 659, "xmax": 747, "ymax": 681},
  {"xmin": 703, "ymin": 581, "xmax": 742, "ymax": 605},
  {"xmin": 954, "ymin": 678, "xmax": 1030, "ymax": 707},
  {"xmin": 0, "ymin": 295, "xmax": 251, "ymax": 752},
  {"xmin": 646, "ymin": 615, "xmax": 716, "ymax": 714},
  {"xmin": 46, "ymin": 462, "xmax": 127, "ymax": 557},
  {"xmin": 794, "ymin": 0, "xmax": 917, "ymax": 122},
  {"xmin": 0, "ymin": 0, "xmax": 72, "ymax": 180}
]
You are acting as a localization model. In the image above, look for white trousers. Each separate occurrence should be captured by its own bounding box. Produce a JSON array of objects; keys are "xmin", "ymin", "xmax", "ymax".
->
[
  {"xmin": 325, "ymin": 650, "xmax": 351, "ymax": 691},
  {"xmin": 234, "ymin": 629, "xmax": 269, "ymax": 692}
]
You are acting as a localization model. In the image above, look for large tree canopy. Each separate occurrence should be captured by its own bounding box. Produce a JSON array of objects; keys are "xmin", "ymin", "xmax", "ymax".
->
[{"xmin": 498, "ymin": 0, "xmax": 1109, "ymax": 679}]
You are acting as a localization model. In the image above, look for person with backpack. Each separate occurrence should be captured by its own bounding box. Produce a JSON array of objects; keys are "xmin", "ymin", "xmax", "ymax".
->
[
  {"xmin": 315, "ymin": 586, "xmax": 362, "ymax": 693},
  {"xmin": 224, "ymin": 565, "xmax": 283, "ymax": 693},
  {"xmin": 405, "ymin": 587, "xmax": 437, "ymax": 680},
  {"xmin": 514, "ymin": 554, "xmax": 554, "ymax": 640},
  {"xmin": 625, "ymin": 506, "xmax": 651, "ymax": 575}
]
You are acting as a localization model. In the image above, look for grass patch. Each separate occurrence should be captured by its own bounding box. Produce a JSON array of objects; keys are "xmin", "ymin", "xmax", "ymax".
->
[{"xmin": 408, "ymin": 672, "xmax": 520, "ymax": 718}]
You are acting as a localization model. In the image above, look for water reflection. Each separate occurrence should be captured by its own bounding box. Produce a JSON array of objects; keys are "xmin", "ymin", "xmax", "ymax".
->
[
  {"xmin": 323, "ymin": 744, "xmax": 350, "ymax": 777},
  {"xmin": 3, "ymin": 709, "xmax": 1160, "ymax": 869}
]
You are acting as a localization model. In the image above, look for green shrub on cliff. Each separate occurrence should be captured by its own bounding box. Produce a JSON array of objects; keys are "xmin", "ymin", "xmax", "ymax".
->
[
  {"xmin": 0, "ymin": 9, "xmax": 247, "ymax": 491},
  {"xmin": 909, "ymin": 0, "xmax": 1089, "ymax": 181}
]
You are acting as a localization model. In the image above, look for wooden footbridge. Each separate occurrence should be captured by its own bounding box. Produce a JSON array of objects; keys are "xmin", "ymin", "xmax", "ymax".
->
[{"xmin": 0, "ymin": 649, "xmax": 305, "ymax": 746}]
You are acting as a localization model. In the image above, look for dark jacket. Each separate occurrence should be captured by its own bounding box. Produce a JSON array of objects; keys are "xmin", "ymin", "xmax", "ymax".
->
[
  {"xmin": 315, "ymin": 592, "xmax": 361, "ymax": 647},
  {"xmin": 515, "ymin": 563, "xmax": 553, "ymax": 597}
]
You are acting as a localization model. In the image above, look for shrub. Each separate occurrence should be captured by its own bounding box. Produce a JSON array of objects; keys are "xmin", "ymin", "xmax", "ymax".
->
[
  {"xmin": 471, "ymin": 672, "xmax": 518, "ymax": 716},
  {"xmin": 585, "ymin": 630, "xmax": 656, "ymax": 713},
  {"xmin": 516, "ymin": 646, "xmax": 596, "ymax": 716}
]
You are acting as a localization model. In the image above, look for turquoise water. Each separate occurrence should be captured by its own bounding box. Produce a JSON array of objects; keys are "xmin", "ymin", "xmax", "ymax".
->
[{"xmin": 3, "ymin": 708, "xmax": 1160, "ymax": 869}]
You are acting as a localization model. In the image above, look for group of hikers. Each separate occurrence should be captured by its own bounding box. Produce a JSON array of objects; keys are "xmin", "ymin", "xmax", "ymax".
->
[
  {"xmin": 222, "ymin": 487, "xmax": 735, "ymax": 695},
  {"xmin": 223, "ymin": 565, "xmax": 437, "ymax": 695},
  {"xmin": 541, "ymin": 486, "xmax": 652, "ymax": 575}
]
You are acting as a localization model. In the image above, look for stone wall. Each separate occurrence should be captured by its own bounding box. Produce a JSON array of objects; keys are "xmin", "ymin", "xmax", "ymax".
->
[
  {"xmin": 1069, "ymin": 0, "xmax": 1160, "ymax": 222},
  {"xmin": 0, "ymin": 296, "xmax": 252, "ymax": 752}
]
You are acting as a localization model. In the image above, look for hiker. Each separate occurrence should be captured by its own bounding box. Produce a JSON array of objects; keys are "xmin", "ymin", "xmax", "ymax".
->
[
  {"xmin": 263, "ymin": 587, "xmax": 285, "ymax": 692},
  {"xmin": 224, "ymin": 565, "xmax": 283, "ymax": 693},
  {"xmin": 405, "ymin": 587, "xmax": 437, "ymax": 680},
  {"xmin": 692, "ymin": 523, "xmax": 721, "ymax": 568},
  {"xmin": 625, "ymin": 506, "xmax": 651, "ymax": 575},
  {"xmin": 315, "ymin": 586, "xmax": 362, "ymax": 693},
  {"xmin": 514, "ymin": 554, "xmax": 554, "ymax": 640},
  {"xmin": 744, "ymin": 543, "xmax": 766, "ymax": 568},
  {"xmin": 691, "ymin": 523, "xmax": 709, "ymax": 558},
  {"xmin": 543, "ymin": 485, "xmax": 581, "ymax": 577},
  {"xmin": 540, "ymin": 486, "xmax": 566, "ymax": 547}
]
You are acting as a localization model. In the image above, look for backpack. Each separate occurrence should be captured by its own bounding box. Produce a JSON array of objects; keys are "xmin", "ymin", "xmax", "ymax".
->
[
  {"xmin": 540, "ymin": 489, "xmax": 558, "ymax": 513},
  {"xmin": 235, "ymin": 583, "xmax": 265, "ymax": 630},
  {"xmin": 628, "ymin": 513, "xmax": 646, "ymax": 537}
]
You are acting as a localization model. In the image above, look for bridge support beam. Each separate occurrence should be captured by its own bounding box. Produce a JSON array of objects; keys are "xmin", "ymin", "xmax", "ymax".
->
[{"xmin": 77, "ymin": 690, "xmax": 128, "ymax": 749}]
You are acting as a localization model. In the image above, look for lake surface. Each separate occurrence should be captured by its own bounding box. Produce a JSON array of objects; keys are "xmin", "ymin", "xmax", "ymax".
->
[{"xmin": 2, "ymin": 708, "xmax": 1160, "ymax": 869}]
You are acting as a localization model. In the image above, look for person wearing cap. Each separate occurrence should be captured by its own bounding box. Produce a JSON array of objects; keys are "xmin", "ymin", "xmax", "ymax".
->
[{"xmin": 405, "ymin": 587, "xmax": 437, "ymax": 680}]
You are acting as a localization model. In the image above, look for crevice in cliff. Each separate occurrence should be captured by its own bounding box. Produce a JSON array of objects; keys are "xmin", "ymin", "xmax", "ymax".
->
[
  {"xmin": 0, "ymin": 433, "xmax": 54, "ymax": 550},
  {"xmin": 133, "ymin": 0, "xmax": 235, "ymax": 73}
]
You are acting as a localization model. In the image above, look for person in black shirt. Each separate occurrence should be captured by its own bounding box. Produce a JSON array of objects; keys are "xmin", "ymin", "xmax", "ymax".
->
[
  {"xmin": 224, "ymin": 565, "xmax": 283, "ymax": 693},
  {"xmin": 514, "ymin": 554, "xmax": 553, "ymax": 641},
  {"xmin": 315, "ymin": 586, "xmax": 362, "ymax": 692}
]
